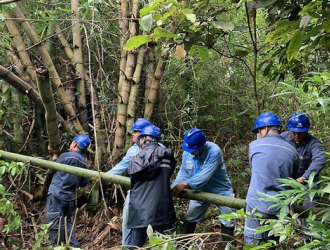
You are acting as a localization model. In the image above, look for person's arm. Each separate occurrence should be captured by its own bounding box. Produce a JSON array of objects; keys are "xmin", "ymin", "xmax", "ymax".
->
[
  {"xmin": 107, "ymin": 146, "xmax": 137, "ymax": 175},
  {"xmin": 171, "ymin": 153, "xmax": 189, "ymax": 189},
  {"xmin": 301, "ymin": 139, "xmax": 326, "ymax": 181},
  {"xmin": 186, "ymin": 152, "xmax": 222, "ymax": 190}
]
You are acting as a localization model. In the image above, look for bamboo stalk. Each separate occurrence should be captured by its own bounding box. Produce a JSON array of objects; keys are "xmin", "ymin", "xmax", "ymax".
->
[
  {"xmin": 71, "ymin": 0, "xmax": 88, "ymax": 130},
  {"xmin": 10, "ymin": 5, "xmax": 84, "ymax": 134},
  {"xmin": 124, "ymin": 45, "xmax": 147, "ymax": 151}
]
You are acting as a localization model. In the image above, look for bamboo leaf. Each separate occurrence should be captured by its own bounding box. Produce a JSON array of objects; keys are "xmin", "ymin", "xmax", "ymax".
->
[
  {"xmin": 286, "ymin": 30, "xmax": 304, "ymax": 62},
  {"xmin": 141, "ymin": 14, "xmax": 153, "ymax": 32},
  {"xmin": 125, "ymin": 35, "xmax": 152, "ymax": 50}
]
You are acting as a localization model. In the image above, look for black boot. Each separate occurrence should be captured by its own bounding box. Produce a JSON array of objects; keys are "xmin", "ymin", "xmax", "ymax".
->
[
  {"xmin": 183, "ymin": 221, "xmax": 197, "ymax": 234},
  {"xmin": 221, "ymin": 224, "xmax": 234, "ymax": 242}
]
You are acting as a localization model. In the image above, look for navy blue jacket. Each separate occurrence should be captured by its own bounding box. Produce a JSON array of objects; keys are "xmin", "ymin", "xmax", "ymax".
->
[
  {"xmin": 48, "ymin": 151, "xmax": 89, "ymax": 201},
  {"xmin": 247, "ymin": 134, "xmax": 299, "ymax": 214},
  {"xmin": 281, "ymin": 131, "xmax": 325, "ymax": 181}
]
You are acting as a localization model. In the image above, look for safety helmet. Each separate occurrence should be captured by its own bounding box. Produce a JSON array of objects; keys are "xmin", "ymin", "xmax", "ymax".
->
[
  {"xmin": 182, "ymin": 128, "xmax": 207, "ymax": 153},
  {"xmin": 73, "ymin": 134, "xmax": 90, "ymax": 151},
  {"xmin": 252, "ymin": 112, "xmax": 282, "ymax": 133},
  {"xmin": 138, "ymin": 125, "xmax": 161, "ymax": 139},
  {"xmin": 130, "ymin": 118, "xmax": 151, "ymax": 131},
  {"xmin": 287, "ymin": 112, "xmax": 310, "ymax": 132}
]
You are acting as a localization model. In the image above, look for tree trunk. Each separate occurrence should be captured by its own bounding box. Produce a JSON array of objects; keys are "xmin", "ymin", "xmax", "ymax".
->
[
  {"xmin": 10, "ymin": 5, "xmax": 84, "ymax": 134},
  {"xmin": 144, "ymin": 52, "xmax": 168, "ymax": 120},
  {"xmin": 71, "ymin": 0, "xmax": 88, "ymax": 131},
  {"xmin": 124, "ymin": 46, "xmax": 146, "ymax": 151}
]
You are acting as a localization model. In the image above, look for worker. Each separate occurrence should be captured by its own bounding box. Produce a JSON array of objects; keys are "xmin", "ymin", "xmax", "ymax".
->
[
  {"xmin": 172, "ymin": 128, "xmax": 235, "ymax": 242},
  {"xmin": 126, "ymin": 125, "xmax": 176, "ymax": 247},
  {"xmin": 47, "ymin": 134, "xmax": 90, "ymax": 247},
  {"xmin": 244, "ymin": 112, "xmax": 298, "ymax": 245}
]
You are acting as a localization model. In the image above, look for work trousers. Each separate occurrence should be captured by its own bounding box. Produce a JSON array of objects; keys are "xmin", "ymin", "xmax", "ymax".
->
[{"xmin": 46, "ymin": 194, "xmax": 79, "ymax": 247}]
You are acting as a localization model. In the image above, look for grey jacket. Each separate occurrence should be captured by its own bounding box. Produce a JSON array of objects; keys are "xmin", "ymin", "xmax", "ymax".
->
[{"xmin": 127, "ymin": 142, "xmax": 176, "ymax": 228}]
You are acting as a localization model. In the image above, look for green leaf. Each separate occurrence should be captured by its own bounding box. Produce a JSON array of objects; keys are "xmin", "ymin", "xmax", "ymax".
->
[
  {"xmin": 308, "ymin": 172, "xmax": 316, "ymax": 189},
  {"xmin": 149, "ymin": 235, "xmax": 164, "ymax": 245},
  {"xmin": 147, "ymin": 224, "xmax": 153, "ymax": 238},
  {"xmin": 141, "ymin": 14, "xmax": 153, "ymax": 32},
  {"xmin": 198, "ymin": 47, "xmax": 209, "ymax": 60},
  {"xmin": 287, "ymin": 30, "xmax": 304, "ymax": 62},
  {"xmin": 317, "ymin": 97, "xmax": 330, "ymax": 113},
  {"xmin": 322, "ymin": 20, "xmax": 330, "ymax": 33},
  {"xmin": 322, "ymin": 184, "xmax": 330, "ymax": 193},
  {"xmin": 185, "ymin": 13, "xmax": 196, "ymax": 23},
  {"xmin": 321, "ymin": 71, "xmax": 330, "ymax": 79},
  {"xmin": 213, "ymin": 21, "xmax": 234, "ymax": 32},
  {"xmin": 154, "ymin": 27, "xmax": 178, "ymax": 39},
  {"xmin": 0, "ymin": 185, "xmax": 5, "ymax": 195},
  {"xmin": 234, "ymin": 50, "xmax": 249, "ymax": 57},
  {"xmin": 299, "ymin": 15, "xmax": 311, "ymax": 29},
  {"xmin": 124, "ymin": 36, "xmax": 151, "ymax": 50}
]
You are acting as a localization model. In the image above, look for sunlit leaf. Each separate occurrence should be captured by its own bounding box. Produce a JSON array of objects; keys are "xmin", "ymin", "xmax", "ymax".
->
[
  {"xmin": 125, "ymin": 36, "xmax": 151, "ymax": 50},
  {"xmin": 154, "ymin": 27, "xmax": 178, "ymax": 39}
]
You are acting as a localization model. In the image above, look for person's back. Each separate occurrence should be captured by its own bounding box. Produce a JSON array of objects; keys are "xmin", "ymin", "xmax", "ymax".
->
[
  {"xmin": 247, "ymin": 134, "xmax": 298, "ymax": 214},
  {"xmin": 128, "ymin": 142, "xmax": 176, "ymax": 228},
  {"xmin": 125, "ymin": 125, "xmax": 176, "ymax": 248},
  {"xmin": 49, "ymin": 151, "xmax": 88, "ymax": 201}
]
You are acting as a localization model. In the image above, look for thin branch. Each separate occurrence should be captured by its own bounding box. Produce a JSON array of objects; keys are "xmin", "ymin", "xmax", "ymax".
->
[{"xmin": 0, "ymin": 0, "xmax": 21, "ymax": 5}]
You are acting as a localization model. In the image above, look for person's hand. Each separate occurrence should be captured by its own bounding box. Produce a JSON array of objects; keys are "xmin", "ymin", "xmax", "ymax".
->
[
  {"xmin": 48, "ymin": 146, "xmax": 59, "ymax": 155},
  {"xmin": 172, "ymin": 181, "xmax": 189, "ymax": 197},
  {"xmin": 90, "ymin": 177, "xmax": 97, "ymax": 181},
  {"xmin": 296, "ymin": 176, "xmax": 306, "ymax": 184}
]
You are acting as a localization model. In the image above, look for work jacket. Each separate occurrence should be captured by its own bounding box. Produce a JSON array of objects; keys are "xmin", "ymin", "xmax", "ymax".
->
[
  {"xmin": 48, "ymin": 151, "xmax": 89, "ymax": 201},
  {"xmin": 281, "ymin": 131, "xmax": 325, "ymax": 182},
  {"xmin": 171, "ymin": 141, "xmax": 233, "ymax": 196},
  {"xmin": 247, "ymin": 134, "xmax": 299, "ymax": 214},
  {"xmin": 127, "ymin": 142, "xmax": 176, "ymax": 228}
]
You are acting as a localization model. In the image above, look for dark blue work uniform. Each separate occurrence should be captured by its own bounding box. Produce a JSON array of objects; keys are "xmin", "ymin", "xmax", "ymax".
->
[
  {"xmin": 281, "ymin": 131, "xmax": 325, "ymax": 182},
  {"xmin": 244, "ymin": 134, "xmax": 299, "ymax": 244},
  {"xmin": 46, "ymin": 151, "xmax": 89, "ymax": 247}
]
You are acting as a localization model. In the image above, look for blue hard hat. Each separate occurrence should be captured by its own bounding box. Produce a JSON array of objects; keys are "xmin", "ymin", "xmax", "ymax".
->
[
  {"xmin": 130, "ymin": 118, "xmax": 151, "ymax": 131},
  {"xmin": 182, "ymin": 128, "xmax": 207, "ymax": 153},
  {"xmin": 74, "ymin": 134, "xmax": 90, "ymax": 151},
  {"xmin": 138, "ymin": 125, "xmax": 161, "ymax": 139},
  {"xmin": 252, "ymin": 112, "xmax": 282, "ymax": 133},
  {"xmin": 287, "ymin": 112, "xmax": 310, "ymax": 132}
]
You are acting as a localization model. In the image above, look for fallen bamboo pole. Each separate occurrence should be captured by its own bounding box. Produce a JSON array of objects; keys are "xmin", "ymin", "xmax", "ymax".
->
[{"xmin": 0, "ymin": 150, "xmax": 320, "ymax": 215}]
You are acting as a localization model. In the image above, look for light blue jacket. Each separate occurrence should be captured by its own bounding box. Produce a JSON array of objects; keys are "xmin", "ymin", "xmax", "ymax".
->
[
  {"xmin": 107, "ymin": 144, "xmax": 141, "ymax": 175},
  {"xmin": 247, "ymin": 134, "xmax": 299, "ymax": 214},
  {"xmin": 171, "ymin": 141, "xmax": 233, "ymax": 196}
]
